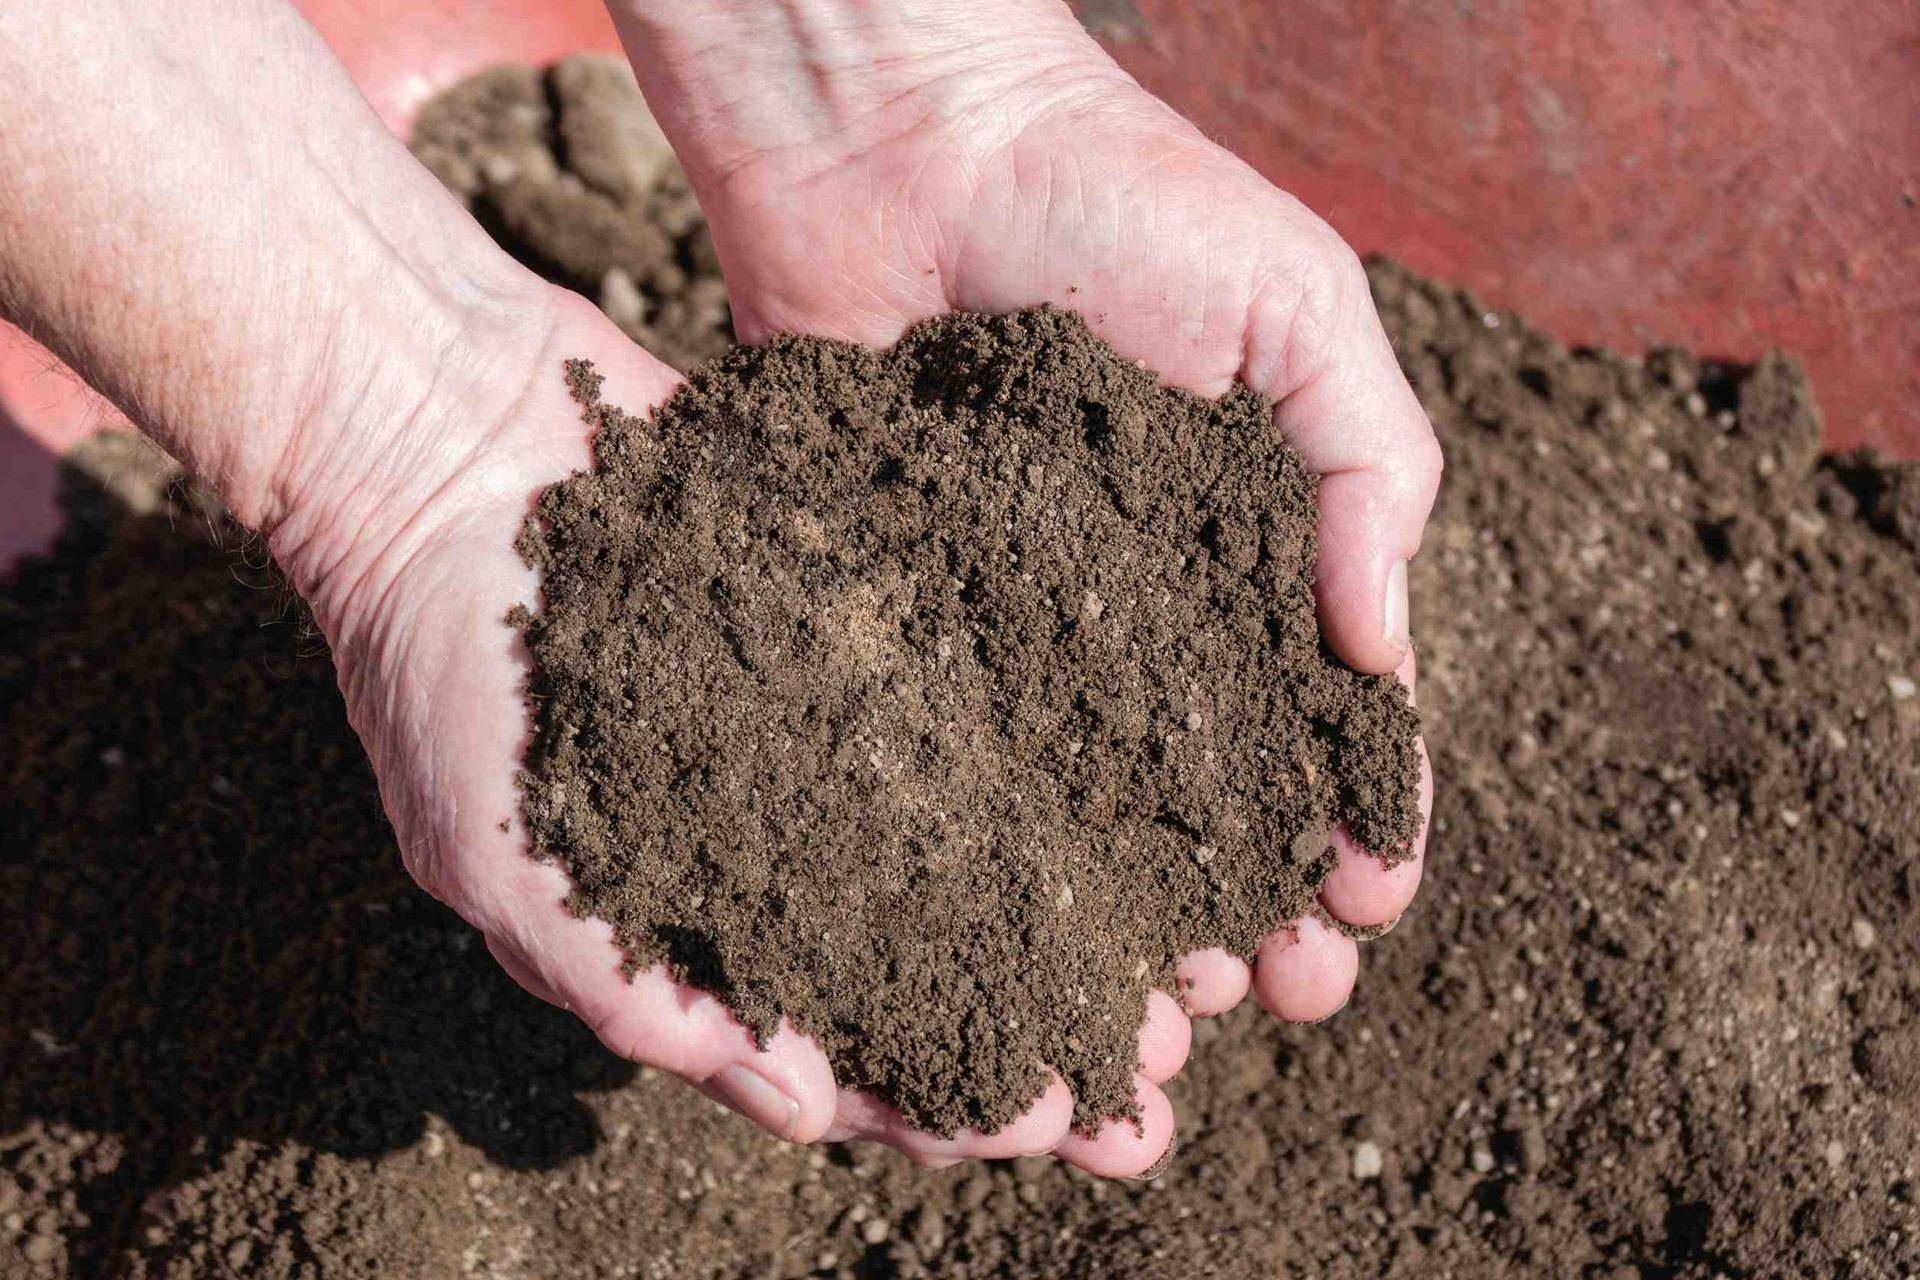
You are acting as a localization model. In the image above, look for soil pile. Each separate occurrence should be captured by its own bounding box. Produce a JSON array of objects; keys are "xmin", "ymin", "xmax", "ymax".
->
[
  {"xmin": 516, "ymin": 311, "xmax": 1421, "ymax": 1134},
  {"xmin": 1, "ymin": 61, "xmax": 1916, "ymax": 1280},
  {"xmin": 410, "ymin": 55, "xmax": 732, "ymax": 371}
]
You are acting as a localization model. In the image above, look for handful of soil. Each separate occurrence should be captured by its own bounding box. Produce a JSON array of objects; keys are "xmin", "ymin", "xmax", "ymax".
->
[{"xmin": 515, "ymin": 307, "xmax": 1422, "ymax": 1134}]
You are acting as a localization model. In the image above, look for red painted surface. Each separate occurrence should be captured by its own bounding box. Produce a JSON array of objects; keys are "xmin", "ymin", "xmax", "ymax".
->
[
  {"xmin": 4, "ymin": 0, "xmax": 1915, "ymax": 567},
  {"xmin": 296, "ymin": 0, "xmax": 619, "ymax": 134},
  {"xmin": 1092, "ymin": 0, "xmax": 1920, "ymax": 457}
]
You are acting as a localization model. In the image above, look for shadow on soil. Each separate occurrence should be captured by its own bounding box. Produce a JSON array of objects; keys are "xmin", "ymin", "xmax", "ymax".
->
[{"xmin": 0, "ymin": 467, "xmax": 636, "ymax": 1273}]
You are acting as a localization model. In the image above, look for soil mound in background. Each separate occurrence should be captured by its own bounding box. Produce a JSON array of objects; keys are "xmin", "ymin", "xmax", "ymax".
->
[
  {"xmin": 1, "ymin": 56, "xmax": 1915, "ymax": 1280},
  {"xmin": 410, "ymin": 56, "xmax": 732, "ymax": 371},
  {"xmin": 516, "ymin": 310, "xmax": 1422, "ymax": 1134}
]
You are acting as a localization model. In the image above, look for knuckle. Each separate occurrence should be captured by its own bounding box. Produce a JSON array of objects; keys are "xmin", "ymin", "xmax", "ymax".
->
[
  {"xmin": 1403, "ymin": 426, "xmax": 1446, "ymax": 492},
  {"xmin": 1270, "ymin": 226, "xmax": 1368, "ymax": 392}
]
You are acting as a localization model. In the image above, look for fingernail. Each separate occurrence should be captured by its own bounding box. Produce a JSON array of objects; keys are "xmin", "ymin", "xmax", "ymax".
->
[
  {"xmin": 1127, "ymin": 1129, "xmax": 1179, "ymax": 1182},
  {"xmin": 1382, "ymin": 558, "xmax": 1410, "ymax": 652},
  {"xmin": 710, "ymin": 1065, "xmax": 801, "ymax": 1141}
]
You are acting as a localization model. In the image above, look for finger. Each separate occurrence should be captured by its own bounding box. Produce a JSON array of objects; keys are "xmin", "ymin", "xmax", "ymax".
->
[
  {"xmin": 1252, "ymin": 914, "xmax": 1359, "ymax": 1023},
  {"xmin": 687, "ymin": 1026, "xmax": 834, "ymax": 1144},
  {"xmin": 1138, "ymin": 990, "xmax": 1193, "ymax": 1084},
  {"xmin": 476, "ymin": 863, "xmax": 838, "ymax": 1144},
  {"xmin": 828, "ymin": 1075, "xmax": 1075, "ymax": 1162},
  {"xmin": 1320, "ymin": 739, "xmax": 1433, "ymax": 926},
  {"xmin": 1174, "ymin": 947, "xmax": 1253, "ymax": 1016},
  {"xmin": 1251, "ymin": 243, "xmax": 1442, "ymax": 675},
  {"xmin": 1052, "ymin": 1075, "xmax": 1178, "ymax": 1179},
  {"xmin": 595, "ymin": 976, "xmax": 837, "ymax": 1144}
]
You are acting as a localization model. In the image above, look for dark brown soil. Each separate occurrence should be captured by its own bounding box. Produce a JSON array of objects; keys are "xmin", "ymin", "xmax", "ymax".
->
[
  {"xmin": 515, "ymin": 311, "xmax": 1422, "ymax": 1134},
  {"xmin": 2, "ymin": 60, "xmax": 1917, "ymax": 1280},
  {"xmin": 410, "ymin": 55, "xmax": 733, "ymax": 371}
]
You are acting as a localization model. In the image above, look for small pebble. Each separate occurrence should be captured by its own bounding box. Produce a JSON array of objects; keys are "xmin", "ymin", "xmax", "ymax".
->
[
  {"xmin": 861, "ymin": 1218, "xmax": 891, "ymax": 1245},
  {"xmin": 1825, "ymin": 1139, "xmax": 1846, "ymax": 1170},
  {"xmin": 100, "ymin": 747, "xmax": 126, "ymax": 768},
  {"xmin": 1779, "ymin": 809, "xmax": 1801, "ymax": 830},
  {"xmin": 1470, "ymin": 1145, "xmax": 1496, "ymax": 1174},
  {"xmin": 23, "ymin": 1234, "xmax": 58, "ymax": 1264},
  {"xmin": 1889, "ymin": 674, "xmax": 1916, "ymax": 701},
  {"xmin": 1852, "ymin": 919, "xmax": 1878, "ymax": 950},
  {"xmin": 1352, "ymin": 1141, "xmax": 1384, "ymax": 1180},
  {"xmin": 1184, "ymin": 710, "xmax": 1203, "ymax": 731},
  {"xmin": 598, "ymin": 267, "xmax": 646, "ymax": 331}
]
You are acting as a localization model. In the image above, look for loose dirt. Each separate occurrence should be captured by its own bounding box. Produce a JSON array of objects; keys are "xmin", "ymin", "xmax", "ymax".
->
[
  {"xmin": 515, "ymin": 308, "xmax": 1421, "ymax": 1134},
  {"xmin": 410, "ymin": 56, "xmax": 732, "ymax": 372},
  {"xmin": 1, "ymin": 56, "xmax": 1916, "ymax": 1280}
]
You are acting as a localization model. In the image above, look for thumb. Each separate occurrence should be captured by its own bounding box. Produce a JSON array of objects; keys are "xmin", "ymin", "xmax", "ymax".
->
[{"xmin": 1253, "ymin": 245, "xmax": 1441, "ymax": 674}]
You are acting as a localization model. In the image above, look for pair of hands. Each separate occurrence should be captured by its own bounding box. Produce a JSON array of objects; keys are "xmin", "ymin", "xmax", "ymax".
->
[{"xmin": 0, "ymin": 0, "xmax": 1437, "ymax": 1178}]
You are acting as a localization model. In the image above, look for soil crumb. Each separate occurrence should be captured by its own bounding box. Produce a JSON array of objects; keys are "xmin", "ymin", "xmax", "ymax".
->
[
  {"xmin": 410, "ymin": 55, "xmax": 732, "ymax": 371},
  {"xmin": 516, "ymin": 308, "xmax": 1423, "ymax": 1135}
]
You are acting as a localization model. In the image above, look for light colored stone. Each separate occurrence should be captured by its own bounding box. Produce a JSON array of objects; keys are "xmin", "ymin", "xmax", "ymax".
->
[{"xmin": 598, "ymin": 268, "xmax": 645, "ymax": 331}]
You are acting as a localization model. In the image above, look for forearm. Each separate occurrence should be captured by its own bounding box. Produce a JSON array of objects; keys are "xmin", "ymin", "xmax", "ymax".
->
[
  {"xmin": 604, "ymin": 0, "xmax": 1126, "ymax": 181},
  {"xmin": 0, "ymin": 1, "xmax": 532, "ymax": 541}
]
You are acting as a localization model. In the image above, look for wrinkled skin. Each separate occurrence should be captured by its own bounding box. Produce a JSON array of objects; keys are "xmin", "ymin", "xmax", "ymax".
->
[{"xmin": 0, "ymin": 0, "xmax": 1436, "ymax": 1177}]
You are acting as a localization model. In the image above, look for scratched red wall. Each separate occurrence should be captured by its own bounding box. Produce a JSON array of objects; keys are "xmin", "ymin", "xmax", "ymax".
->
[{"xmin": 1085, "ymin": 0, "xmax": 1920, "ymax": 455}]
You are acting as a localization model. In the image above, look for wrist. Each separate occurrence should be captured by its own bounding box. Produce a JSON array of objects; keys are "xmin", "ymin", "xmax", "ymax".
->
[
  {"xmin": 260, "ymin": 262, "xmax": 559, "ymax": 642},
  {"xmin": 607, "ymin": 0, "xmax": 1127, "ymax": 181},
  {"xmin": 0, "ymin": 0, "xmax": 559, "ymax": 631}
]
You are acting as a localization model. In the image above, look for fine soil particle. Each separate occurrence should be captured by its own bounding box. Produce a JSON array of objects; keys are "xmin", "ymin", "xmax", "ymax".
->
[
  {"xmin": 410, "ymin": 55, "xmax": 733, "ymax": 371},
  {"xmin": 514, "ymin": 309, "xmax": 1423, "ymax": 1135},
  {"xmin": 3, "ymin": 63, "xmax": 1918, "ymax": 1280}
]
